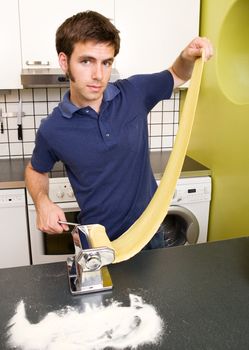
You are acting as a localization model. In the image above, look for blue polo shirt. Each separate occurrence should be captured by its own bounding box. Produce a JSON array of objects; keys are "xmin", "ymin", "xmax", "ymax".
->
[{"xmin": 31, "ymin": 70, "xmax": 174, "ymax": 240}]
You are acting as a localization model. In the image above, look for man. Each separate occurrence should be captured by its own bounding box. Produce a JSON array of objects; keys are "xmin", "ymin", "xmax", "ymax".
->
[{"xmin": 25, "ymin": 11, "xmax": 213, "ymax": 249}]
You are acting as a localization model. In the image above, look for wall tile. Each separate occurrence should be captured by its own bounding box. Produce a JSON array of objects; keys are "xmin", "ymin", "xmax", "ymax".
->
[
  {"xmin": 22, "ymin": 116, "xmax": 35, "ymax": 129},
  {"xmin": 34, "ymin": 89, "xmax": 47, "ymax": 101},
  {"xmin": 20, "ymin": 89, "xmax": 33, "ymax": 101},
  {"xmin": 150, "ymin": 124, "xmax": 162, "ymax": 136},
  {"xmin": 47, "ymin": 88, "xmax": 61, "ymax": 101},
  {"xmin": 5, "ymin": 90, "xmax": 19, "ymax": 102},
  {"xmin": 34, "ymin": 115, "xmax": 46, "ymax": 129},
  {"xmin": 23, "ymin": 142, "xmax": 35, "ymax": 155},
  {"xmin": 162, "ymin": 124, "xmax": 174, "ymax": 135},
  {"xmin": 162, "ymin": 136, "xmax": 174, "ymax": 148},
  {"xmin": 162, "ymin": 111, "xmax": 175, "ymax": 124},
  {"xmin": 0, "ymin": 143, "xmax": 9, "ymax": 156},
  {"xmin": 8, "ymin": 129, "xmax": 21, "ymax": 142},
  {"xmin": 163, "ymin": 99, "xmax": 175, "ymax": 111},
  {"xmin": 9, "ymin": 143, "xmax": 23, "ymax": 156},
  {"xmin": 0, "ymin": 88, "xmax": 180, "ymax": 158},
  {"xmin": 150, "ymin": 111, "xmax": 163, "ymax": 124},
  {"xmin": 48, "ymin": 101, "xmax": 58, "ymax": 114},
  {"xmin": 22, "ymin": 102, "xmax": 34, "ymax": 115},
  {"xmin": 6, "ymin": 116, "xmax": 18, "ymax": 129},
  {"xmin": 0, "ymin": 129, "xmax": 8, "ymax": 143},
  {"xmin": 34, "ymin": 102, "xmax": 48, "ymax": 115},
  {"xmin": 22, "ymin": 129, "xmax": 35, "ymax": 142},
  {"xmin": 174, "ymin": 124, "xmax": 179, "ymax": 134},
  {"xmin": 150, "ymin": 136, "xmax": 162, "ymax": 149},
  {"xmin": 6, "ymin": 102, "xmax": 19, "ymax": 113},
  {"xmin": 152, "ymin": 101, "xmax": 163, "ymax": 112}
]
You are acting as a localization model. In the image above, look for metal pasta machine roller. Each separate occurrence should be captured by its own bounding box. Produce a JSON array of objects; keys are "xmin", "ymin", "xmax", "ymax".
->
[{"xmin": 59, "ymin": 221, "xmax": 115, "ymax": 295}]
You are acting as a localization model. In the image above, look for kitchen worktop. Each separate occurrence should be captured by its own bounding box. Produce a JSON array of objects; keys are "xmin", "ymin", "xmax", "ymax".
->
[
  {"xmin": 0, "ymin": 237, "xmax": 248, "ymax": 349},
  {"xmin": 0, "ymin": 151, "xmax": 211, "ymax": 189},
  {"xmin": 150, "ymin": 151, "xmax": 211, "ymax": 180}
]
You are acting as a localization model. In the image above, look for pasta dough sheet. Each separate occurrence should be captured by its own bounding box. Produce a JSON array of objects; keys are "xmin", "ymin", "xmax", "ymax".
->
[{"xmin": 88, "ymin": 51, "xmax": 205, "ymax": 263}]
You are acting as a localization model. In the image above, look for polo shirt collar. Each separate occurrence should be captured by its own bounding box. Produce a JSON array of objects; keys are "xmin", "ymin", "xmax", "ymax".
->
[
  {"xmin": 103, "ymin": 82, "xmax": 120, "ymax": 101},
  {"xmin": 58, "ymin": 83, "xmax": 120, "ymax": 119}
]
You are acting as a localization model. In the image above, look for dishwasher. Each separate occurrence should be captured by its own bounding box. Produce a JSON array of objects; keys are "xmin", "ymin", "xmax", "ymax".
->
[{"xmin": 0, "ymin": 188, "xmax": 30, "ymax": 268}]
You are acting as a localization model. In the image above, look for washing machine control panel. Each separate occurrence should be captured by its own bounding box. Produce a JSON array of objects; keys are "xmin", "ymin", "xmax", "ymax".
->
[
  {"xmin": 157, "ymin": 176, "xmax": 211, "ymax": 205},
  {"xmin": 173, "ymin": 187, "xmax": 211, "ymax": 204}
]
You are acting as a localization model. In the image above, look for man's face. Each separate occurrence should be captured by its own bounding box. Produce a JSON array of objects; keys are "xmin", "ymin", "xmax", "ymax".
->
[{"xmin": 59, "ymin": 40, "xmax": 115, "ymax": 110}]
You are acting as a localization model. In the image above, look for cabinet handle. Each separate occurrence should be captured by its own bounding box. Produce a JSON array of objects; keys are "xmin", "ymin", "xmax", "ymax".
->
[{"xmin": 25, "ymin": 60, "xmax": 50, "ymax": 66}]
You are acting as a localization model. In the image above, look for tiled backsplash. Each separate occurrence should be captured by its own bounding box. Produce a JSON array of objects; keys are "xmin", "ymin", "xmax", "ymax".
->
[
  {"xmin": 0, "ymin": 88, "xmax": 180, "ymax": 159},
  {"xmin": 148, "ymin": 91, "xmax": 179, "ymax": 150}
]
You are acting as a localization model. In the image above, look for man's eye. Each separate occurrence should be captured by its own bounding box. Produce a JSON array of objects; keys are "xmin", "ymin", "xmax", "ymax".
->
[
  {"xmin": 81, "ymin": 60, "xmax": 90, "ymax": 65},
  {"xmin": 104, "ymin": 61, "xmax": 112, "ymax": 67}
]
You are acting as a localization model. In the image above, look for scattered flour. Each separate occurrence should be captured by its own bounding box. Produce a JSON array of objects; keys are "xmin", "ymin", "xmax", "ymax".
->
[{"xmin": 7, "ymin": 294, "xmax": 164, "ymax": 350}]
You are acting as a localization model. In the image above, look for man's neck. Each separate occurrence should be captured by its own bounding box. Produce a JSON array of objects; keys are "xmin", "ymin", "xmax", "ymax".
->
[{"xmin": 70, "ymin": 92, "xmax": 103, "ymax": 114}]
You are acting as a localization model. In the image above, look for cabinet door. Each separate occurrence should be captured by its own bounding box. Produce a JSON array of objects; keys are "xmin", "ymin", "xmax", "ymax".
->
[
  {"xmin": 114, "ymin": 0, "xmax": 200, "ymax": 78},
  {"xmin": 19, "ymin": 0, "xmax": 114, "ymax": 69},
  {"xmin": 0, "ymin": 0, "xmax": 22, "ymax": 89}
]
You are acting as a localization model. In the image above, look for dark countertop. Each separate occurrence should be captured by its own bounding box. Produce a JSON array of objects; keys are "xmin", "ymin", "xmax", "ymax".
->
[
  {"xmin": 0, "ymin": 157, "xmax": 67, "ymax": 189},
  {"xmin": 0, "ymin": 237, "xmax": 248, "ymax": 349},
  {"xmin": 150, "ymin": 151, "xmax": 211, "ymax": 180},
  {"xmin": 0, "ymin": 151, "xmax": 211, "ymax": 189}
]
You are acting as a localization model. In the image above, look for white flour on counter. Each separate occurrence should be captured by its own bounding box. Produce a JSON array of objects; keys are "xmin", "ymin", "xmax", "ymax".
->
[{"xmin": 7, "ymin": 294, "xmax": 164, "ymax": 350}]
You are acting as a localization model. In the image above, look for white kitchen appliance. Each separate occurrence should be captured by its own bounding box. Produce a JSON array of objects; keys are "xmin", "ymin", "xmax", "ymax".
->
[
  {"xmin": 28, "ymin": 176, "xmax": 211, "ymax": 265},
  {"xmin": 27, "ymin": 177, "xmax": 80, "ymax": 265},
  {"xmin": 157, "ymin": 176, "xmax": 211, "ymax": 246},
  {"xmin": 0, "ymin": 188, "xmax": 30, "ymax": 268}
]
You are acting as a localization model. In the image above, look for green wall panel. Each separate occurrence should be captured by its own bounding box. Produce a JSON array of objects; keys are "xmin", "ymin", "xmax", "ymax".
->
[{"xmin": 187, "ymin": 0, "xmax": 249, "ymax": 241}]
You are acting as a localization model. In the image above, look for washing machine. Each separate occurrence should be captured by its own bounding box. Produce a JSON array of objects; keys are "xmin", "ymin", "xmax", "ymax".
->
[{"xmin": 157, "ymin": 176, "xmax": 211, "ymax": 247}]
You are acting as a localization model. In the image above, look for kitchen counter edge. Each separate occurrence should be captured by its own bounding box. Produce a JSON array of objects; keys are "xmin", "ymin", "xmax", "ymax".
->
[{"xmin": 0, "ymin": 151, "xmax": 211, "ymax": 189}]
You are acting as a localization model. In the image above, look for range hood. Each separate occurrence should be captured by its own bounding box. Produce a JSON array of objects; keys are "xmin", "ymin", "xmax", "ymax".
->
[{"xmin": 21, "ymin": 67, "xmax": 120, "ymax": 88}]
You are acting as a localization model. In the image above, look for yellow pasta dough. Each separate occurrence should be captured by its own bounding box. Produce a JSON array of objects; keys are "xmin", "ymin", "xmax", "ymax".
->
[{"xmin": 87, "ymin": 51, "xmax": 205, "ymax": 263}]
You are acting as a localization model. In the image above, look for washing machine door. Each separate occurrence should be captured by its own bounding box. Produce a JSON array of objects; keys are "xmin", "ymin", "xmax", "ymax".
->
[{"xmin": 161, "ymin": 205, "xmax": 199, "ymax": 247}]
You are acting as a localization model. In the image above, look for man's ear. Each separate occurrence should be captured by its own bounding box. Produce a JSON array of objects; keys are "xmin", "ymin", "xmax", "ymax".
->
[{"xmin": 58, "ymin": 52, "xmax": 68, "ymax": 73}]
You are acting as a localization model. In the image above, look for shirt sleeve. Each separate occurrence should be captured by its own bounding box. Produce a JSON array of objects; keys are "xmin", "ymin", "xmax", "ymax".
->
[
  {"xmin": 31, "ymin": 128, "xmax": 59, "ymax": 173},
  {"xmin": 127, "ymin": 70, "xmax": 174, "ymax": 111}
]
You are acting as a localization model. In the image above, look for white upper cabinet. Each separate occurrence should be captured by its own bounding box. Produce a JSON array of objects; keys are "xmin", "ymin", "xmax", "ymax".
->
[
  {"xmin": 114, "ymin": 0, "xmax": 200, "ymax": 78},
  {"xmin": 0, "ymin": 0, "xmax": 22, "ymax": 89},
  {"xmin": 19, "ymin": 0, "xmax": 114, "ymax": 69},
  {"xmin": 1, "ymin": 0, "xmax": 199, "ymax": 90}
]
